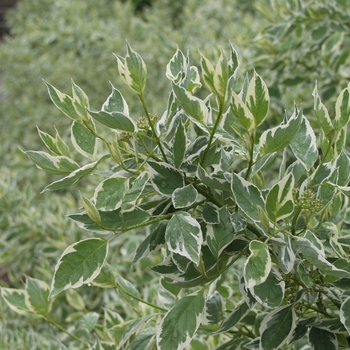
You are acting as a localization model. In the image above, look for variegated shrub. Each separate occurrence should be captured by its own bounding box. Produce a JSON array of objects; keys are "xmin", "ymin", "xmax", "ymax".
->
[{"xmin": 3, "ymin": 43, "xmax": 350, "ymax": 349}]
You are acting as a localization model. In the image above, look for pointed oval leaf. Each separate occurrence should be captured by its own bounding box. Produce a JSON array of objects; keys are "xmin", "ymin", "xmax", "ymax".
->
[
  {"xmin": 148, "ymin": 161, "xmax": 184, "ymax": 197},
  {"xmin": 216, "ymin": 301, "xmax": 250, "ymax": 334},
  {"xmin": 334, "ymin": 84, "xmax": 350, "ymax": 131},
  {"xmin": 259, "ymin": 304, "xmax": 296, "ymax": 350},
  {"xmin": 165, "ymin": 211, "xmax": 203, "ymax": 265},
  {"xmin": 88, "ymin": 109, "xmax": 136, "ymax": 132},
  {"xmin": 266, "ymin": 173, "xmax": 295, "ymax": 222},
  {"xmin": 206, "ymin": 206, "xmax": 235, "ymax": 258},
  {"xmin": 173, "ymin": 120, "xmax": 187, "ymax": 168},
  {"xmin": 1, "ymin": 288, "xmax": 32, "ymax": 316},
  {"xmin": 259, "ymin": 106, "xmax": 302, "ymax": 156},
  {"xmin": 26, "ymin": 277, "xmax": 52, "ymax": 316},
  {"xmin": 231, "ymin": 172, "xmax": 265, "ymax": 222},
  {"xmin": 94, "ymin": 175, "xmax": 129, "ymax": 211},
  {"xmin": 166, "ymin": 48, "xmax": 187, "ymax": 84},
  {"xmin": 309, "ymin": 327, "xmax": 338, "ymax": 350},
  {"xmin": 50, "ymin": 238, "xmax": 109, "ymax": 298},
  {"xmin": 172, "ymin": 83, "xmax": 209, "ymax": 124},
  {"xmin": 313, "ymin": 82, "xmax": 333, "ymax": 135},
  {"xmin": 244, "ymin": 240, "xmax": 271, "ymax": 289},
  {"xmin": 26, "ymin": 150, "xmax": 79, "ymax": 175},
  {"xmin": 340, "ymin": 297, "xmax": 350, "ymax": 335},
  {"xmin": 172, "ymin": 184, "xmax": 198, "ymax": 209},
  {"xmin": 44, "ymin": 80, "xmax": 80, "ymax": 121},
  {"xmin": 290, "ymin": 115, "xmax": 318, "ymax": 171},
  {"xmin": 102, "ymin": 86, "xmax": 129, "ymax": 115},
  {"xmin": 71, "ymin": 121, "xmax": 97, "ymax": 160},
  {"xmin": 156, "ymin": 291, "xmax": 206, "ymax": 350},
  {"xmin": 245, "ymin": 71, "xmax": 269, "ymax": 127},
  {"xmin": 230, "ymin": 90, "xmax": 254, "ymax": 132}
]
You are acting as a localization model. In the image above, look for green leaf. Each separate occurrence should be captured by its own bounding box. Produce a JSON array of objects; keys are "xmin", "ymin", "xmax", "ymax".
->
[
  {"xmin": 309, "ymin": 327, "xmax": 338, "ymax": 350},
  {"xmin": 148, "ymin": 161, "xmax": 184, "ymax": 197},
  {"xmin": 173, "ymin": 120, "xmax": 187, "ymax": 168},
  {"xmin": 231, "ymin": 172, "xmax": 265, "ymax": 222},
  {"xmin": 200, "ymin": 53, "xmax": 216, "ymax": 95},
  {"xmin": 130, "ymin": 328, "xmax": 156, "ymax": 350},
  {"xmin": 1, "ymin": 288, "xmax": 32, "ymax": 316},
  {"xmin": 244, "ymin": 240, "xmax": 271, "ymax": 289},
  {"xmin": 230, "ymin": 90, "xmax": 254, "ymax": 132},
  {"xmin": 296, "ymin": 236, "xmax": 350, "ymax": 278},
  {"xmin": 157, "ymin": 291, "xmax": 206, "ymax": 350},
  {"xmin": 313, "ymin": 82, "xmax": 333, "ymax": 135},
  {"xmin": 37, "ymin": 127, "xmax": 70, "ymax": 157},
  {"xmin": 26, "ymin": 150, "xmax": 79, "ymax": 175},
  {"xmin": 165, "ymin": 212, "xmax": 203, "ymax": 265},
  {"xmin": 202, "ymin": 292, "xmax": 223, "ymax": 325},
  {"xmin": 119, "ymin": 315, "xmax": 154, "ymax": 350},
  {"xmin": 334, "ymin": 83, "xmax": 350, "ymax": 131},
  {"xmin": 25, "ymin": 277, "xmax": 52, "ymax": 316},
  {"xmin": 245, "ymin": 70, "xmax": 269, "ymax": 127},
  {"xmin": 102, "ymin": 85, "xmax": 129, "ymax": 115},
  {"xmin": 91, "ymin": 263, "xmax": 117, "ymax": 288},
  {"xmin": 216, "ymin": 301, "xmax": 251, "ymax": 334},
  {"xmin": 81, "ymin": 195, "xmax": 102, "ymax": 225},
  {"xmin": 94, "ymin": 175, "xmax": 129, "ymax": 211},
  {"xmin": 172, "ymin": 184, "xmax": 198, "ymax": 209},
  {"xmin": 259, "ymin": 304, "xmax": 296, "ymax": 350},
  {"xmin": 206, "ymin": 206, "xmax": 235, "ymax": 258},
  {"xmin": 114, "ymin": 43, "xmax": 147, "ymax": 94},
  {"xmin": 71, "ymin": 121, "xmax": 96, "ymax": 160},
  {"xmin": 116, "ymin": 273, "xmax": 142, "ymax": 309},
  {"xmin": 50, "ymin": 238, "xmax": 109, "ymax": 298},
  {"xmin": 250, "ymin": 268, "xmax": 284, "ymax": 308},
  {"xmin": 43, "ymin": 159, "xmax": 102, "ymax": 192},
  {"xmin": 88, "ymin": 109, "xmax": 136, "ymax": 132},
  {"xmin": 121, "ymin": 171, "xmax": 149, "ymax": 213},
  {"xmin": 290, "ymin": 115, "xmax": 318, "ymax": 171},
  {"xmin": 340, "ymin": 297, "xmax": 350, "ymax": 335},
  {"xmin": 202, "ymin": 202, "xmax": 220, "ymax": 224},
  {"xmin": 259, "ymin": 105, "xmax": 302, "ymax": 156},
  {"xmin": 44, "ymin": 80, "xmax": 80, "ymax": 121},
  {"xmin": 266, "ymin": 173, "xmax": 295, "ymax": 222},
  {"xmin": 277, "ymin": 234, "xmax": 295, "ymax": 274},
  {"xmin": 172, "ymin": 83, "xmax": 209, "ymax": 124},
  {"xmin": 133, "ymin": 221, "xmax": 168, "ymax": 263},
  {"xmin": 78, "ymin": 312, "xmax": 99, "ymax": 332},
  {"xmin": 166, "ymin": 48, "xmax": 186, "ymax": 84}
]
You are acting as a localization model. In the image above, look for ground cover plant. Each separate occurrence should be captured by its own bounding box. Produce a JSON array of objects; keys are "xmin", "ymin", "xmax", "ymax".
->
[{"xmin": 2, "ymin": 42, "xmax": 350, "ymax": 349}]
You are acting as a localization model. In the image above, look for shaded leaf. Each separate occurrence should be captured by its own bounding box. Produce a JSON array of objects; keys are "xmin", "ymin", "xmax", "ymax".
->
[{"xmin": 309, "ymin": 327, "xmax": 338, "ymax": 350}]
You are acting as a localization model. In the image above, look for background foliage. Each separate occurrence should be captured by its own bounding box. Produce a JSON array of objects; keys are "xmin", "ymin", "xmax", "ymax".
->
[{"xmin": 1, "ymin": 0, "xmax": 350, "ymax": 349}]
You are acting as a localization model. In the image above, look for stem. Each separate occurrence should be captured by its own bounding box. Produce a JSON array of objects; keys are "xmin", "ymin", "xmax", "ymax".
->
[
  {"xmin": 46, "ymin": 316, "xmax": 88, "ymax": 346},
  {"xmin": 244, "ymin": 134, "xmax": 255, "ymax": 180},
  {"xmin": 138, "ymin": 92, "xmax": 168, "ymax": 162},
  {"xmin": 117, "ymin": 285, "xmax": 167, "ymax": 312},
  {"xmin": 201, "ymin": 102, "xmax": 225, "ymax": 165}
]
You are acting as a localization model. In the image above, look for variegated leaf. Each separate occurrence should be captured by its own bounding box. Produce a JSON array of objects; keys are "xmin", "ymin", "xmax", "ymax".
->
[
  {"xmin": 244, "ymin": 240, "xmax": 271, "ymax": 289},
  {"xmin": 148, "ymin": 161, "xmax": 184, "ymax": 197},
  {"xmin": 290, "ymin": 115, "xmax": 318, "ymax": 171},
  {"xmin": 71, "ymin": 120, "xmax": 97, "ymax": 160},
  {"xmin": 334, "ymin": 83, "xmax": 350, "ymax": 131},
  {"xmin": 245, "ymin": 70, "xmax": 269, "ymax": 127},
  {"xmin": 172, "ymin": 184, "xmax": 198, "ymax": 209},
  {"xmin": 172, "ymin": 83, "xmax": 209, "ymax": 124},
  {"xmin": 50, "ymin": 238, "xmax": 109, "ymax": 298},
  {"xmin": 340, "ymin": 297, "xmax": 350, "ymax": 335},
  {"xmin": 259, "ymin": 105, "xmax": 302, "ymax": 156},
  {"xmin": 312, "ymin": 82, "xmax": 333, "ymax": 135},
  {"xmin": 266, "ymin": 173, "xmax": 295, "ymax": 222},
  {"xmin": 1, "ymin": 288, "xmax": 31, "ymax": 316},
  {"xmin": 37, "ymin": 127, "xmax": 70, "ymax": 157},
  {"xmin": 165, "ymin": 212, "xmax": 203, "ymax": 265},
  {"xmin": 309, "ymin": 327, "xmax": 338, "ymax": 350},
  {"xmin": 166, "ymin": 48, "xmax": 187, "ymax": 84},
  {"xmin": 156, "ymin": 291, "xmax": 206, "ymax": 350},
  {"xmin": 102, "ymin": 85, "xmax": 129, "ymax": 115},
  {"xmin": 259, "ymin": 304, "xmax": 296, "ymax": 350},
  {"xmin": 230, "ymin": 90, "xmax": 254, "ymax": 132},
  {"xmin": 25, "ymin": 277, "xmax": 52, "ymax": 316},
  {"xmin": 231, "ymin": 172, "xmax": 265, "ymax": 222},
  {"xmin": 206, "ymin": 206, "xmax": 234, "ymax": 258},
  {"xmin": 94, "ymin": 175, "xmax": 129, "ymax": 211}
]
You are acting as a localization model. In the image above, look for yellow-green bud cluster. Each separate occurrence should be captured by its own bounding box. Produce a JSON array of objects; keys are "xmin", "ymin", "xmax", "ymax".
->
[
  {"xmin": 118, "ymin": 131, "xmax": 132, "ymax": 142},
  {"xmin": 136, "ymin": 115, "xmax": 157, "ymax": 129},
  {"xmin": 295, "ymin": 189, "xmax": 323, "ymax": 214}
]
